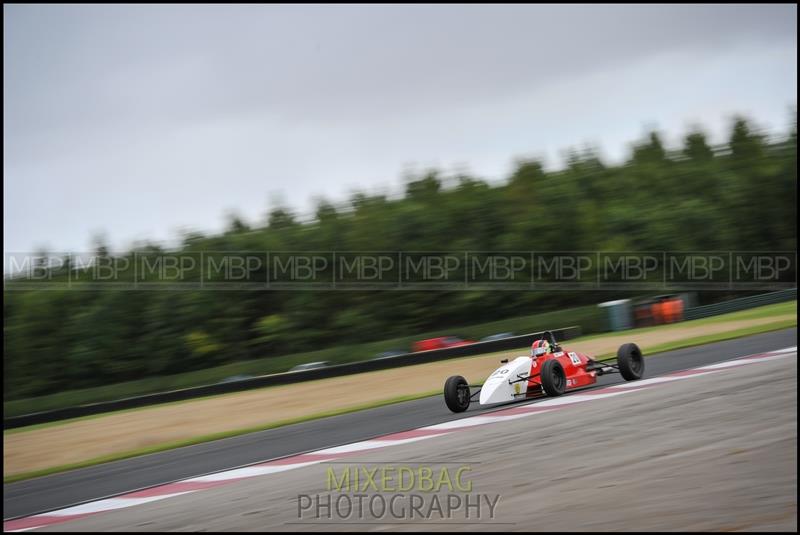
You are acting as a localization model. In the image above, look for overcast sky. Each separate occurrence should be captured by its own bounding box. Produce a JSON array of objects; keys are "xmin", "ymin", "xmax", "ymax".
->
[{"xmin": 4, "ymin": 4, "xmax": 797, "ymax": 253}]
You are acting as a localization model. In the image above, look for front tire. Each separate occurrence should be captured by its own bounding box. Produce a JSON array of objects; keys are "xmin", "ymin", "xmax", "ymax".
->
[
  {"xmin": 444, "ymin": 375, "xmax": 471, "ymax": 413},
  {"xmin": 541, "ymin": 359, "xmax": 567, "ymax": 396},
  {"xmin": 617, "ymin": 343, "xmax": 644, "ymax": 381}
]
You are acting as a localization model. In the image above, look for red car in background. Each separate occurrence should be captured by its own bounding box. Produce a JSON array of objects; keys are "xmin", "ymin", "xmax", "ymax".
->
[{"xmin": 413, "ymin": 336, "xmax": 475, "ymax": 353}]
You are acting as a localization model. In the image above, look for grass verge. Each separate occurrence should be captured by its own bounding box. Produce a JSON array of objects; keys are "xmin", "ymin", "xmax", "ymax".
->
[{"xmin": 3, "ymin": 390, "xmax": 439, "ymax": 485}]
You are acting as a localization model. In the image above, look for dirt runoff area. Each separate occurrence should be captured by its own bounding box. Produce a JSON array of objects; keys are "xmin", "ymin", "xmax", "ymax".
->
[{"xmin": 4, "ymin": 314, "xmax": 796, "ymax": 477}]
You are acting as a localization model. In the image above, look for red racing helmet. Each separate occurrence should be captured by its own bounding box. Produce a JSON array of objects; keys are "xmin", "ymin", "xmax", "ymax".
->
[{"xmin": 531, "ymin": 339, "xmax": 550, "ymax": 357}]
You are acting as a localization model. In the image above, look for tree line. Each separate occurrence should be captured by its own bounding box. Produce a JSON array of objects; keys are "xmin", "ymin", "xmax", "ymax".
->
[{"xmin": 4, "ymin": 116, "xmax": 796, "ymax": 400}]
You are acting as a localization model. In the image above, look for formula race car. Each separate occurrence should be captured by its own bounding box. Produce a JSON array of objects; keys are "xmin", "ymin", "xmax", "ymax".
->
[{"xmin": 443, "ymin": 330, "xmax": 644, "ymax": 413}]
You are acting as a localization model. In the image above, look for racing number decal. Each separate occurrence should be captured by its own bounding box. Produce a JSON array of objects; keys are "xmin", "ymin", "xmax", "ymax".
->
[{"xmin": 568, "ymin": 352, "xmax": 581, "ymax": 365}]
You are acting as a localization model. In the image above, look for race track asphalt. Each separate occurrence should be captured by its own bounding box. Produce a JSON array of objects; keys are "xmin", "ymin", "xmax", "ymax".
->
[
  {"xmin": 51, "ymin": 343, "xmax": 795, "ymax": 531},
  {"xmin": 4, "ymin": 327, "xmax": 796, "ymax": 520}
]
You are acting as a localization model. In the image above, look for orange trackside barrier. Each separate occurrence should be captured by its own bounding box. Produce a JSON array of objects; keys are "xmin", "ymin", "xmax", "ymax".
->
[
  {"xmin": 650, "ymin": 301, "xmax": 662, "ymax": 324},
  {"xmin": 664, "ymin": 299, "xmax": 674, "ymax": 323},
  {"xmin": 673, "ymin": 298, "xmax": 684, "ymax": 322},
  {"xmin": 664, "ymin": 298, "xmax": 684, "ymax": 323},
  {"xmin": 645, "ymin": 298, "xmax": 684, "ymax": 325}
]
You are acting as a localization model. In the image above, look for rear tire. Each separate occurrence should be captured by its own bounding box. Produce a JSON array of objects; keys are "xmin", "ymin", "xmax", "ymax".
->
[
  {"xmin": 444, "ymin": 375, "xmax": 471, "ymax": 413},
  {"xmin": 617, "ymin": 343, "xmax": 644, "ymax": 381},
  {"xmin": 541, "ymin": 360, "xmax": 567, "ymax": 396}
]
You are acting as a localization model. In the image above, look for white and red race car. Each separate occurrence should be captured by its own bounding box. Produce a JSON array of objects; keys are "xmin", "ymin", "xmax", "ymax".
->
[{"xmin": 443, "ymin": 330, "xmax": 644, "ymax": 412}]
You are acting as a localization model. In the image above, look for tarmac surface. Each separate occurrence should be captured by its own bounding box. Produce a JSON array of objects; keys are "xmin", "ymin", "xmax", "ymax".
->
[{"xmin": 4, "ymin": 328, "xmax": 797, "ymax": 527}]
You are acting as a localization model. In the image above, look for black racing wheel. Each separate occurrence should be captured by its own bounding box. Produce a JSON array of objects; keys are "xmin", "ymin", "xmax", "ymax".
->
[
  {"xmin": 541, "ymin": 359, "xmax": 567, "ymax": 396},
  {"xmin": 617, "ymin": 343, "xmax": 644, "ymax": 381},
  {"xmin": 444, "ymin": 375, "xmax": 471, "ymax": 413}
]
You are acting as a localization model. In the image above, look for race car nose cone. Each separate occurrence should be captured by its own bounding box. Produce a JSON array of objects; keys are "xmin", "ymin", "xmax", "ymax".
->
[
  {"xmin": 479, "ymin": 356, "xmax": 532, "ymax": 405},
  {"xmin": 479, "ymin": 378, "xmax": 515, "ymax": 404}
]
